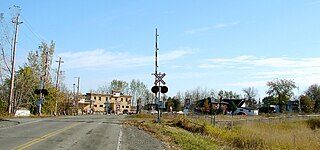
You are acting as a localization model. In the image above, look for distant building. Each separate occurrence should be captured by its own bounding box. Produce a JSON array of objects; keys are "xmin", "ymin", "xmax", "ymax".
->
[{"xmin": 84, "ymin": 91, "xmax": 132, "ymax": 114}]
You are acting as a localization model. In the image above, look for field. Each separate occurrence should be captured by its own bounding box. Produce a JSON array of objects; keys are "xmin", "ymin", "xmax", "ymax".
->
[{"xmin": 125, "ymin": 113, "xmax": 320, "ymax": 150}]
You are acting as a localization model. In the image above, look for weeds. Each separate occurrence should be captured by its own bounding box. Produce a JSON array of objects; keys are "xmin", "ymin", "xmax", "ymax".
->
[
  {"xmin": 306, "ymin": 118, "xmax": 320, "ymax": 130},
  {"xmin": 126, "ymin": 114, "xmax": 320, "ymax": 150}
]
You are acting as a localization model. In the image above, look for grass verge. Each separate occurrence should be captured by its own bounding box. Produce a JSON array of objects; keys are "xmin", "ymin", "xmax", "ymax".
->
[{"xmin": 126, "ymin": 114, "xmax": 320, "ymax": 150}]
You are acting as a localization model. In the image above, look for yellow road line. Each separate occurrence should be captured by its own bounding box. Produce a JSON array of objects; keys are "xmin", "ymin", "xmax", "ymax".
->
[{"xmin": 11, "ymin": 122, "xmax": 82, "ymax": 150}]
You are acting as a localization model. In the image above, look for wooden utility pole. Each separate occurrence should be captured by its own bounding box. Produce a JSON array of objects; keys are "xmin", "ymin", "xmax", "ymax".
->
[
  {"xmin": 55, "ymin": 57, "xmax": 64, "ymax": 115},
  {"xmin": 74, "ymin": 77, "xmax": 80, "ymax": 115},
  {"xmin": 55, "ymin": 57, "xmax": 64, "ymax": 89},
  {"xmin": 8, "ymin": 6, "xmax": 22, "ymax": 114}
]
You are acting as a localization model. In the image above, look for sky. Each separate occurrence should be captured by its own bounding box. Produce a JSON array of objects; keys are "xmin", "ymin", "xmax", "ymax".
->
[{"xmin": 1, "ymin": 0, "xmax": 320, "ymax": 99}]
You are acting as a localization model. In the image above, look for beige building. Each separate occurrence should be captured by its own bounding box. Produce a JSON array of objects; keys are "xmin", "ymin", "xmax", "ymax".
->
[{"xmin": 84, "ymin": 91, "xmax": 132, "ymax": 114}]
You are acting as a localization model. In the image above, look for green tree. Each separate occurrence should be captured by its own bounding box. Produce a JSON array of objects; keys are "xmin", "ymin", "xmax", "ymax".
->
[
  {"xmin": 266, "ymin": 79, "xmax": 297, "ymax": 113},
  {"xmin": 110, "ymin": 80, "xmax": 129, "ymax": 94},
  {"xmin": 172, "ymin": 98, "xmax": 182, "ymax": 111},
  {"xmin": 305, "ymin": 84, "xmax": 320, "ymax": 113},
  {"xmin": 262, "ymin": 96, "xmax": 277, "ymax": 107},
  {"xmin": 165, "ymin": 98, "xmax": 174, "ymax": 112},
  {"xmin": 14, "ymin": 66, "xmax": 38, "ymax": 111},
  {"xmin": 300, "ymin": 96, "xmax": 313, "ymax": 113},
  {"xmin": 203, "ymin": 98, "xmax": 210, "ymax": 114}
]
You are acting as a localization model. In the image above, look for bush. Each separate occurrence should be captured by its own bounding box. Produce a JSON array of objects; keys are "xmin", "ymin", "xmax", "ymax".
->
[
  {"xmin": 231, "ymin": 136, "xmax": 265, "ymax": 149},
  {"xmin": 173, "ymin": 119, "xmax": 205, "ymax": 134},
  {"xmin": 306, "ymin": 118, "xmax": 320, "ymax": 130}
]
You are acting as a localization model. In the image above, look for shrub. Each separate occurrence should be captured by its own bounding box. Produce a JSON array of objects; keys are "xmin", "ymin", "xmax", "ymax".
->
[
  {"xmin": 231, "ymin": 136, "xmax": 265, "ymax": 149},
  {"xmin": 306, "ymin": 118, "xmax": 320, "ymax": 130}
]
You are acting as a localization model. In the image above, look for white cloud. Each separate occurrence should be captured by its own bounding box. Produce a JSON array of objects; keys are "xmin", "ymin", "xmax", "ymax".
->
[
  {"xmin": 59, "ymin": 48, "xmax": 194, "ymax": 70},
  {"xmin": 200, "ymin": 55, "xmax": 320, "ymax": 88}
]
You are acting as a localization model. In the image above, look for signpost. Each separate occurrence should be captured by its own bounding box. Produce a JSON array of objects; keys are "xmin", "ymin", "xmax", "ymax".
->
[{"xmin": 151, "ymin": 28, "xmax": 169, "ymax": 123}]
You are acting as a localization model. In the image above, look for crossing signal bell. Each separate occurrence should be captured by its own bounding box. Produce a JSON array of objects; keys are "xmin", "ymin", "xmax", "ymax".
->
[{"xmin": 151, "ymin": 86, "xmax": 168, "ymax": 94}]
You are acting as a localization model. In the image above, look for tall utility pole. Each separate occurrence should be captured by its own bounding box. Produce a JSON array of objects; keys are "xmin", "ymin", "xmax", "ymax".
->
[
  {"xmin": 73, "ymin": 83, "xmax": 76, "ymax": 115},
  {"xmin": 8, "ymin": 6, "xmax": 22, "ymax": 114},
  {"xmin": 155, "ymin": 28, "xmax": 161, "ymax": 123},
  {"xmin": 55, "ymin": 57, "xmax": 64, "ymax": 115},
  {"xmin": 74, "ymin": 77, "xmax": 80, "ymax": 115},
  {"xmin": 55, "ymin": 57, "xmax": 64, "ymax": 89}
]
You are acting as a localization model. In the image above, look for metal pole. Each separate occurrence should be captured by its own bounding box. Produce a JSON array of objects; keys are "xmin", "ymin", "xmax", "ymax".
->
[
  {"xmin": 154, "ymin": 28, "xmax": 161, "ymax": 123},
  {"xmin": 8, "ymin": 9, "xmax": 22, "ymax": 114}
]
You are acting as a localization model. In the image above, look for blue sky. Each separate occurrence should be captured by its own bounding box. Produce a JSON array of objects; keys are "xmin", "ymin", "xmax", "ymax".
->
[{"xmin": 1, "ymin": 0, "xmax": 320, "ymax": 98}]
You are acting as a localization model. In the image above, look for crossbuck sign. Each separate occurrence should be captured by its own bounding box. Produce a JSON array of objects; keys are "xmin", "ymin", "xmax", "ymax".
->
[{"xmin": 154, "ymin": 73, "xmax": 166, "ymax": 85}]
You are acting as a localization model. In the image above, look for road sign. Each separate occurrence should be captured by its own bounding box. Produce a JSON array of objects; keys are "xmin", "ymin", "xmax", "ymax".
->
[{"xmin": 154, "ymin": 73, "xmax": 166, "ymax": 85}]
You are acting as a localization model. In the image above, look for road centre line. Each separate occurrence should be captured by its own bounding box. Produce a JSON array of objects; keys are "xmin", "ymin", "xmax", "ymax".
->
[{"xmin": 11, "ymin": 122, "xmax": 83, "ymax": 150}]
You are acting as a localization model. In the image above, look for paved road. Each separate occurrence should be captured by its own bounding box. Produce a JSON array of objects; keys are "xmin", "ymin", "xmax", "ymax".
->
[{"xmin": 0, "ymin": 115, "xmax": 166, "ymax": 150}]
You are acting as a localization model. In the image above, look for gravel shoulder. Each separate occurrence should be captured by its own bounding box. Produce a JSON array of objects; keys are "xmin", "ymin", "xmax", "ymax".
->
[
  {"xmin": 0, "ymin": 119, "xmax": 19, "ymax": 128},
  {"xmin": 121, "ymin": 125, "xmax": 169, "ymax": 150}
]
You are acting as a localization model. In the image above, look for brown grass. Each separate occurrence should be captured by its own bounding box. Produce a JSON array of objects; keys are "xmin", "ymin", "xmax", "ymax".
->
[{"xmin": 126, "ymin": 114, "xmax": 320, "ymax": 149}]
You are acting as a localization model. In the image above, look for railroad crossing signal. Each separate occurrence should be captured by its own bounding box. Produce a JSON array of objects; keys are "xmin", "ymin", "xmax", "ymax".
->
[
  {"xmin": 151, "ymin": 86, "xmax": 159, "ymax": 93},
  {"xmin": 151, "ymin": 86, "xmax": 168, "ymax": 94},
  {"xmin": 154, "ymin": 73, "xmax": 166, "ymax": 85},
  {"xmin": 34, "ymin": 89, "xmax": 48, "ymax": 96}
]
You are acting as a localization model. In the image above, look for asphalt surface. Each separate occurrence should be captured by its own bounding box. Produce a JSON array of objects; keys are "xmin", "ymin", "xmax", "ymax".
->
[{"xmin": 0, "ymin": 115, "xmax": 167, "ymax": 150}]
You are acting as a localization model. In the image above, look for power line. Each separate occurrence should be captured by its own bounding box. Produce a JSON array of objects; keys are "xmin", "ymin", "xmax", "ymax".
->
[{"xmin": 20, "ymin": 16, "xmax": 47, "ymax": 42}]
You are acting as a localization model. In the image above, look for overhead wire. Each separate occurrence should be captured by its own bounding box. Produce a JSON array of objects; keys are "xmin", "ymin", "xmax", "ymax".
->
[{"xmin": 20, "ymin": 15, "xmax": 47, "ymax": 43}]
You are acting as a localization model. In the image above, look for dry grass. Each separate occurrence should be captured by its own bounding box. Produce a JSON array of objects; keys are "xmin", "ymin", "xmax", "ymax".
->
[
  {"xmin": 126, "ymin": 114, "xmax": 320, "ymax": 150},
  {"xmin": 239, "ymin": 119, "xmax": 320, "ymax": 149}
]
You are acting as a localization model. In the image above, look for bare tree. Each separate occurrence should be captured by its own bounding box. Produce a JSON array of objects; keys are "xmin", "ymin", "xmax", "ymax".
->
[
  {"xmin": 243, "ymin": 87, "xmax": 258, "ymax": 108},
  {"xmin": 243, "ymin": 87, "xmax": 258, "ymax": 99},
  {"xmin": 129, "ymin": 79, "xmax": 148, "ymax": 106}
]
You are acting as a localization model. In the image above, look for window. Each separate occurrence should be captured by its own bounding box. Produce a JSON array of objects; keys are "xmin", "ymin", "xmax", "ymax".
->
[
  {"xmin": 122, "ymin": 106, "xmax": 124, "ymax": 108},
  {"xmin": 126, "ymin": 98, "xmax": 128, "ymax": 102},
  {"xmin": 121, "ymin": 98, "xmax": 123, "ymax": 102},
  {"xmin": 240, "ymin": 109, "xmax": 243, "ymax": 111},
  {"xmin": 106, "ymin": 97, "xmax": 108, "ymax": 100},
  {"xmin": 100, "ymin": 105, "xmax": 103, "ymax": 107},
  {"xmin": 99, "ymin": 97, "xmax": 101, "ymax": 100},
  {"xmin": 126, "ymin": 106, "xmax": 129, "ymax": 108},
  {"xmin": 94, "ymin": 97, "xmax": 96, "ymax": 100},
  {"xmin": 248, "ymin": 110, "xmax": 251, "ymax": 112},
  {"xmin": 115, "ymin": 98, "xmax": 117, "ymax": 101},
  {"xmin": 94, "ymin": 104, "xmax": 97, "ymax": 107}
]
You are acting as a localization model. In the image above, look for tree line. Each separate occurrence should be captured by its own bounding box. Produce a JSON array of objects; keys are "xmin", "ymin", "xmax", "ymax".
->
[{"xmin": 170, "ymin": 79, "xmax": 320, "ymax": 114}]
